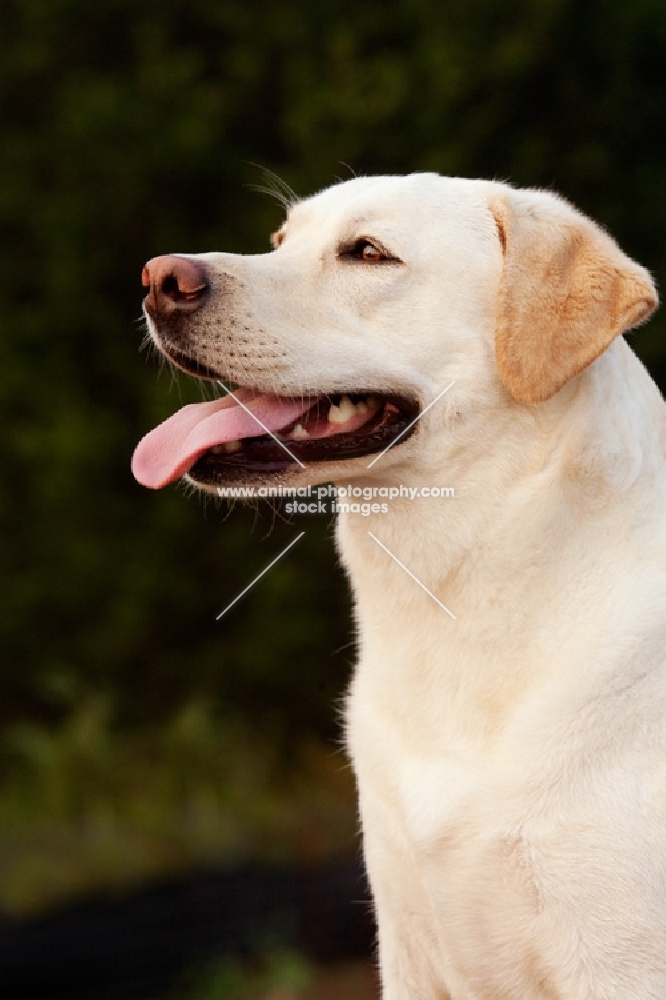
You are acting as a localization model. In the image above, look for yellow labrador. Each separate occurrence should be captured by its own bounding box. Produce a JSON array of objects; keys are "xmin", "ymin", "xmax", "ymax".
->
[{"xmin": 133, "ymin": 175, "xmax": 665, "ymax": 999}]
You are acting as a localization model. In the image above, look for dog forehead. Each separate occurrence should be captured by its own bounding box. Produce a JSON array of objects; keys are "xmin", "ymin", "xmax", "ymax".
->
[{"xmin": 285, "ymin": 173, "xmax": 495, "ymax": 242}]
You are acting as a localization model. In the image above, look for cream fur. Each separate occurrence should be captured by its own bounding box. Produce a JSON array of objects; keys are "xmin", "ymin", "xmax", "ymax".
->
[{"xmin": 150, "ymin": 174, "xmax": 665, "ymax": 998}]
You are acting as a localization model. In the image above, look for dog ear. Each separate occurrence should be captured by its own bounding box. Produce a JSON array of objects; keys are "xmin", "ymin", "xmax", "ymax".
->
[{"xmin": 490, "ymin": 189, "xmax": 658, "ymax": 404}]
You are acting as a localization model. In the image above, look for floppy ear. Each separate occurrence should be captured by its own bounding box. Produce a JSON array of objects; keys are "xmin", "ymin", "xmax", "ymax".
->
[{"xmin": 490, "ymin": 188, "xmax": 658, "ymax": 404}]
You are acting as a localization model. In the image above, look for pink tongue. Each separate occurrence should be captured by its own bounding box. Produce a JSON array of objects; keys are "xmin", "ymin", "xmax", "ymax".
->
[{"xmin": 132, "ymin": 390, "xmax": 313, "ymax": 489}]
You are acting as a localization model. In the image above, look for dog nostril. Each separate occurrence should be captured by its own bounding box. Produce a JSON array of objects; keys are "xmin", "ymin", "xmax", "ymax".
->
[
  {"xmin": 159, "ymin": 266, "xmax": 208, "ymax": 304},
  {"xmin": 161, "ymin": 274, "xmax": 181, "ymax": 300}
]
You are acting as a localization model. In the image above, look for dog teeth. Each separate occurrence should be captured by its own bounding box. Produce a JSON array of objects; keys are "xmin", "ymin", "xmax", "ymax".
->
[
  {"xmin": 211, "ymin": 440, "xmax": 242, "ymax": 453},
  {"xmin": 328, "ymin": 395, "xmax": 375, "ymax": 424},
  {"xmin": 290, "ymin": 423, "xmax": 309, "ymax": 439},
  {"xmin": 328, "ymin": 395, "xmax": 357, "ymax": 424}
]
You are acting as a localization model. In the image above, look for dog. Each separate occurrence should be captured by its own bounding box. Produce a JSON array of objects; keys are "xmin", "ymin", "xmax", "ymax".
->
[{"xmin": 133, "ymin": 174, "xmax": 666, "ymax": 998}]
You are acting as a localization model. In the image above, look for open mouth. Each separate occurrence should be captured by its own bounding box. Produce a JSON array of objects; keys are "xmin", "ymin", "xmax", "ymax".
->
[
  {"xmin": 189, "ymin": 391, "xmax": 419, "ymax": 483},
  {"xmin": 131, "ymin": 348, "xmax": 419, "ymax": 489}
]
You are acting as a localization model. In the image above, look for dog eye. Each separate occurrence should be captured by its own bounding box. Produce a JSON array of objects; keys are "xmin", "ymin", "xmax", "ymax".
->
[{"xmin": 340, "ymin": 239, "xmax": 396, "ymax": 263}]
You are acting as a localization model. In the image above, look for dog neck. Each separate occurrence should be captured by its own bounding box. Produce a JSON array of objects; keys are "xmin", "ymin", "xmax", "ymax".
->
[{"xmin": 336, "ymin": 340, "xmax": 666, "ymax": 741}]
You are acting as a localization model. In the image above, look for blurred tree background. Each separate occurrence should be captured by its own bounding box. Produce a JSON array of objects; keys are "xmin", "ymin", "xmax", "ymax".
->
[{"xmin": 1, "ymin": 0, "xmax": 665, "ymax": 915}]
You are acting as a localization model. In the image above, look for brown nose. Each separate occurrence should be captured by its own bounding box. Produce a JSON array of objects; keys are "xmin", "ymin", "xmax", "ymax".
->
[{"xmin": 142, "ymin": 255, "xmax": 209, "ymax": 315}]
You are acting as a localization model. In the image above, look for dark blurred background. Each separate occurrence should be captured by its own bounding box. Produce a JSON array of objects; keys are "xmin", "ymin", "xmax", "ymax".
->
[{"xmin": 1, "ymin": 0, "xmax": 665, "ymax": 996}]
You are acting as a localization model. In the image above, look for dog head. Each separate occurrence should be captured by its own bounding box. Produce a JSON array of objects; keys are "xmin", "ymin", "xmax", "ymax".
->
[{"xmin": 132, "ymin": 174, "xmax": 657, "ymax": 493}]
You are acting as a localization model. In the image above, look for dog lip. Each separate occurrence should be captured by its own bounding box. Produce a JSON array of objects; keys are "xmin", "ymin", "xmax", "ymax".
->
[{"xmin": 159, "ymin": 344, "xmax": 223, "ymax": 380}]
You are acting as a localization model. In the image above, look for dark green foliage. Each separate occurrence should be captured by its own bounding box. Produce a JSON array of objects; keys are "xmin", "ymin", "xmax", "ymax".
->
[{"xmin": 1, "ymin": 0, "xmax": 665, "ymax": 910}]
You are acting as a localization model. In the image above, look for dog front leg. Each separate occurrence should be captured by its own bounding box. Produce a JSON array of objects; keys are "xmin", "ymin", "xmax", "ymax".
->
[{"xmin": 362, "ymin": 824, "xmax": 453, "ymax": 1000}]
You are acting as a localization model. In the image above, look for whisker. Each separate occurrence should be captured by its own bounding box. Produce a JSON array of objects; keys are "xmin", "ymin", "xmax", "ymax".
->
[{"xmin": 246, "ymin": 163, "xmax": 300, "ymax": 209}]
